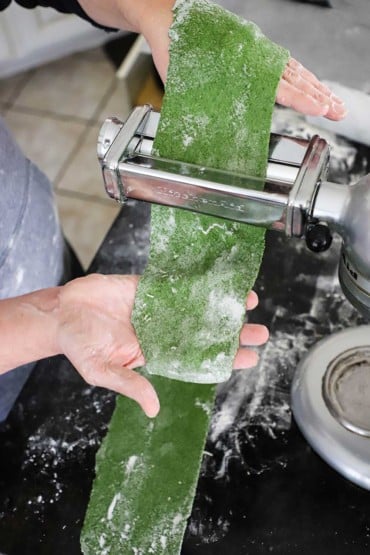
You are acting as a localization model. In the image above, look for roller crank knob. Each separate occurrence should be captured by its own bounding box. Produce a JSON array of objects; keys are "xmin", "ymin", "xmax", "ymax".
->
[{"xmin": 305, "ymin": 223, "xmax": 333, "ymax": 253}]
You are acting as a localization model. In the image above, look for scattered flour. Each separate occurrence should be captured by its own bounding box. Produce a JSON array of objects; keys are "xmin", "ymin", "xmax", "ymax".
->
[
  {"xmin": 107, "ymin": 493, "xmax": 121, "ymax": 521},
  {"xmin": 195, "ymin": 398, "xmax": 213, "ymax": 417},
  {"xmin": 197, "ymin": 222, "xmax": 227, "ymax": 235},
  {"xmin": 125, "ymin": 455, "xmax": 139, "ymax": 475}
]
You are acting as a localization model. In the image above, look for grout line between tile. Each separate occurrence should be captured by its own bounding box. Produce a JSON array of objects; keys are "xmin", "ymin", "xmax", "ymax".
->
[
  {"xmin": 8, "ymin": 73, "xmax": 119, "ymax": 128},
  {"xmin": 54, "ymin": 79, "xmax": 119, "ymax": 190},
  {"xmin": 5, "ymin": 104, "xmax": 93, "ymax": 126},
  {"xmin": 55, "ymin": 187, "xmax": 118, "ymax": 207},
  {"xmin": 53, "ymin": 122, "xmax": 94, "ymax": 189},
  {"xmin": 5, "ymin": 70, "xmax": 37, "ymax": 109},
  {"xmin": 88, "ymin": 79, "xmax": 118, "ymax": 124}
]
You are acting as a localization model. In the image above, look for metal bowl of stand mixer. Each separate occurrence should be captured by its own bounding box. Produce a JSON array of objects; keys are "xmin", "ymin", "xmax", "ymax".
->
[{"xmin": 291, "ymin": 326, "xmax": 370, "ymax": 490}]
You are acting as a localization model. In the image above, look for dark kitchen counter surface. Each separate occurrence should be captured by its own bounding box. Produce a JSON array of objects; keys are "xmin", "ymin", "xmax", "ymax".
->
[{"xmin": 0, "ymin": 117, "xmax": 370, "ymax": 554}]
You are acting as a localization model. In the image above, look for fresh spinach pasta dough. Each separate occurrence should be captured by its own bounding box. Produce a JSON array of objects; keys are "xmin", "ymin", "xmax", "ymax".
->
[
  {"xmin": 81, "ymin": 1, "xmax": 288, "ymax": 553},
  {"xmin": 81, "ymin": 378, "xmax": 216, "ymax": 554},
  {"xmin": 133, "ymin": 0, "xmax": 289, "ymax": 383}
]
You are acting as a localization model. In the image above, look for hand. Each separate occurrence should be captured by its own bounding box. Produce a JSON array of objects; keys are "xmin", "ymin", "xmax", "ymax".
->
[
  {"xmin": 56, "ymin": 275, "xmax": 268, "ymax": 417},
  {"xmin": 79, "ymin": 0, "xmax": 347, "ymax": 120},
  {"xmin": 276, "ymin": 58, "xmax": 347, "ymax": 121},
  {"xmin": 234, "ymin": 291, "xmax": 269, "ymax": 370},
  {"xmin": 56, "ymin": 274, "xmax": 160, "ymax": 418},
  {"xmin": 142, "ymin": 11, "xmax": 347, "ymax": 121}
]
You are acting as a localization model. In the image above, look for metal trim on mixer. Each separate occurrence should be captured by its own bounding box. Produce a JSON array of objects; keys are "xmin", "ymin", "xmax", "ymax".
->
[{"xmin": 291, "ymin": 326, "xmax": 370, "ymax": 490}]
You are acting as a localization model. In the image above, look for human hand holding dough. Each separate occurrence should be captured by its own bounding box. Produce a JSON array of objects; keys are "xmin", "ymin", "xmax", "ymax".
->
[
  {"xmin": 56, "ymin": 274, "xmax": 267, "ymax": 417},
  {"xmin": 79, "ymin": 0, "xmax": 347, "ymax": 120},
  {"xmin": 276, "ymin": 57, "xmax": 347, "ymax": 120},
  {"xmin": 141, "ymin": 2, "xmax": 347, "ymax": 121},
  {"xmin": 56, "ymin": 274, "xmax": 159, "ymax": 417}
]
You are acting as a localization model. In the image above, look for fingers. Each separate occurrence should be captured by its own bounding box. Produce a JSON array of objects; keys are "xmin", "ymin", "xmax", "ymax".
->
[
  {"xmin": 276, "ymin": 58, "xmax": 347, "ymax": 121},
  {"xmin": 113, "ymin": 365, "xmax": 160, "ymax": 418},
  {"xmin": 96, "ymin": 364, "xmax": 160, "ymax": 418},
  {"xmin": 233, "ymin": 323, "xmax": 269, "ymax": 369},
  {"xmin": 246, "ymin": 290, "xmax": 259, "ymax": 311},
  {"xmin": 233, "ymin": 336, "xmax": 268, "ymax": 370},
  {"xmin": 233, "ymin": 292, "xmax": 269, "ymax": 370},
  {"xmin": 102, "ymin": 328, "xmax": 159, "ymax": 416},
  {"xmin": 233, "ymin": 347, "xmax": 259, "ymax": 370},
  {"xmin": 240, "ymin": 323, "xmax": 269, "ymax": 346},
  {"xmin": 115, "ymin": 324, "xmax": 147, "ymax": 370}
]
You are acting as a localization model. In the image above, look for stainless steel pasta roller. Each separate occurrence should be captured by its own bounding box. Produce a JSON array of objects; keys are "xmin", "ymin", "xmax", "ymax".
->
[{"xmin": 97, "ymin": 104, "xmax": 370, "ymax": 319}]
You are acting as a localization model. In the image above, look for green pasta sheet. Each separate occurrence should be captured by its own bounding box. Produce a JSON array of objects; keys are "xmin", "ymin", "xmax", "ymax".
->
[
  {"xmin": 81, "ymin": 379, "xmax": 216, "ymax": 554},
  {"xmin": 133, "ymin": 0, "xmax": 289, "ymax": 383},
  {"xmin": 81, "ymin": 1, "xmax": 289, "ymax": 553}
]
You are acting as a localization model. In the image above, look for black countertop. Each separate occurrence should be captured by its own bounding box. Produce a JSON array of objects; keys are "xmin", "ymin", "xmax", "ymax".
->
[{"xmin": 0, "ymin": 120, "xmax": 369, "ymax": 554}]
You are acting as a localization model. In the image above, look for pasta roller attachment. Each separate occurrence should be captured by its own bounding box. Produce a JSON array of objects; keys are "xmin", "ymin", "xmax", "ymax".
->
[{"xmin": 97, "ymin": 105, "xmax": 370, "ymax": 319}]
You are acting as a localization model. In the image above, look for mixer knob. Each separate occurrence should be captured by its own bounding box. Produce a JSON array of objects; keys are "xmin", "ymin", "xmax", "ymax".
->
[{"xmin": 305, "ymin": 223, "xmax": 333, "ymax": 252}]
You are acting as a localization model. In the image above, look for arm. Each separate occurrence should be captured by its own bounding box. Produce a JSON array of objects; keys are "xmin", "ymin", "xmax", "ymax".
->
[
  {"xmin": 0, "ymin": 274, "xmax": 159, "ymax": 417},
  {"xmin": 9, "ymin": 1, "xmax": 345, "ymax": 119},
  {"xmin": 0, "ymin": 286, "xmax": 60, "ymax": 372},
  {"xmin": 77, "ymin": 0, "xmax": 346, "ymax": 121}
]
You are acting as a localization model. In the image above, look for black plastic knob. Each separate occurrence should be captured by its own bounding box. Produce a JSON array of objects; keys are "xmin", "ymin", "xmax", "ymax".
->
[{"xmin": 305, "ymin": 223, "xmax": 333, "ymax": 253}]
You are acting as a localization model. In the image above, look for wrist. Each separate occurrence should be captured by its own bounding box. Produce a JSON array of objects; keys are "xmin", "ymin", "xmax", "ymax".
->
[
  {"xmin": 25, "ymin": 287, "xmax": 62, "ymax": 360},
  {"xmin": 137, "ymin": 0, "xmax": 175, "ymax": 83},
  {"xmin": 136, "ymin": 0, "xmax": 175, "ymax": 38},
  {"xmin": 0, "ymin": 286, "xmax": 62, "ymax": 375},
  {"xmin": 77, "ymin": 0, "xmax": 174, "ymax": 34}
]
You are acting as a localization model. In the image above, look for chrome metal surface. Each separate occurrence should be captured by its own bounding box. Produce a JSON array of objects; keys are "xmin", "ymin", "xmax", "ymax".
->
[
  {"xmin": 286, "ymin": 134, "xmax": 330, "ymax": 237},
  {"xmin": 320, "ymin": 174, "xmax": 370, "ymax": 279},
  {"xmin": 100, "ymin": 105, "xmax": 152, "ymax": 202},
  {"xmin": 311, "ymin": 180, "xmax": 349, "ymax": 225},
  {"xmin": 97, "ymin": 117, "xmax": 123, "ymax": 163},
  {"xmin": 131, "ymin": 110, "xmax": 306, "ymax": 186},
  {"xmin": 314, "ymin": 174, "xmax": 370, "ymax": 319},
  {"xmin": 118, "ymin": 156, "xmax": 288, "ymax": 230},
  {"xmin": 322, "ymin": 346, "xmax": 370, "ymax": 436},
  {"xmin": 339, "ymin": 250, "xmax": 370, "ymax": 320},
  {"xmin": 98, "ymin": 107, "xmax": 321, "ymax": 232},
  {"xmin": 291, "ymin": 326, "xmax": 370, "ymax": 490}
]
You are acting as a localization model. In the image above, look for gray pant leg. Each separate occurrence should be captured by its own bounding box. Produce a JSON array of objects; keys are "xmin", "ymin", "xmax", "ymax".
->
[{"xmin": 0, "ymin": 117, "xmax": 65, "ymax": 421}]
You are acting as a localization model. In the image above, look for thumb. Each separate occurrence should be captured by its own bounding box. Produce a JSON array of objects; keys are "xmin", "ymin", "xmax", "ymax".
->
[
  {"xmin": 119, "ymin": 323, "xmax": 146, "ymax": 370},
  {"xmin": 108, "ymin": 364, "xmax": 160, "ymax": 418}
]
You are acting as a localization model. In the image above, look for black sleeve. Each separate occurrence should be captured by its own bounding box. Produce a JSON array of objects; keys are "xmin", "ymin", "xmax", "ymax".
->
[{"xmin": 0, "ymin": 0, "xmax": 117, "ymax": 31}]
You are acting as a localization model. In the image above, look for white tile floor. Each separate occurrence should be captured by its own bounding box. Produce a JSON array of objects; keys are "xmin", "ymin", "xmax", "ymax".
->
[{"xmin": 0, "ymin": 47, "xmax": 132, "ymax": 269}]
